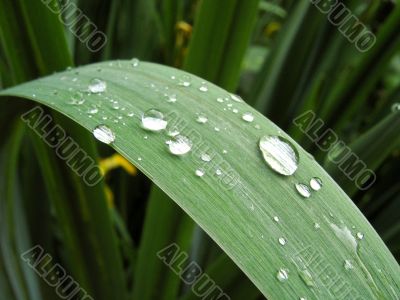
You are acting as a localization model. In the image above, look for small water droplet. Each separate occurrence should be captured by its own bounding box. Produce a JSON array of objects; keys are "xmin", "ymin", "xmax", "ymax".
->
[
  {"xmin": 314, "ymin": 223, "xmax": 320, "ymax": 229},
  {"xmin": 344, "ymin": 259, "xmax": 354, "ymax": 270},
  {"xmin": 273, "ymin": 216, "xmax": 280, "ymax": 223},
  {"xmin": 199, "ymin": 82, "xmax": 208, "ymax": 92},
  {"xmin": 356, "ymin": 232, "xmax": 364, "ymax": 240},
  {"xmin": 138, "ymin": 157, "xmax": 142, "ymax": 161},
  {"xmin": 201, "ymin": 153, "xmax": 212, "ymax": 162},
  {"xmin": 217, "ymin": 97, "xmax": 224, "ymax": 103},
  {"xmin": 131, "ymin": 58, "xmax": 140, "ymax": 67},
  {"xmin": 391, "ymin": 103, "xmax": 400, "ymax": 112},
  {"xmin": 222, "ymin": 150, "xmax": 228, "ymax": 154},
  {"xmin": 299, "ymin": 269, "xmax": 315, "ymax": 287},
  {"xmin": 163, "ymin": 91, "xmax": 177, "ymax": 103},
  {"xmin": 310, "ymin": 177, "xmax": 322, "ymax": 191},
  {"xmin": 178, "ymin": 75, "xmax": 191, "ymax": 87},
  {"xmin": 70, "ymin": 91, "xmax": 85, "ymax": 105},
  {"xmin": 88, "ymin": 78, "xmax": 107, "ymax": 93},
  {"xmin": 87, "ymin": 106, "xmax": 98, "ymax": 115},
  {"xmin": 214, "ymin": 127, "xmax": 220, "ymax": 132},
  {"xmin": 127, "ymin": 112, "xmax": 134, "ymax": 117},
  {"xmin": 93, "ymin": 125, "xmax": 115, "ymax": 144},
  {"xmin": 276, "ymin": 269, "xmax": 289, "ymax": 282},
  {"xmin": 141, "ymin": 109, "xmax": 168, "ymax": 132},
  {"xmin": 196, "ymin": 114, "xmax": 208, "ymax": 124},
  {"xmin": 215, "ymin": 169, "xmax": 222, "ymax": 176},
  {"xmin": 168, "ymin": 135, "xmax": 192, "ymax": 156},
  {"xmin": 259, "ymin": 135, "xmax": 299, "ymax": 176},
  {"xmin": 230, "ymin": 93, "xmax": 243, "ymax": 102},
  {"xmin": 278, "ymin": 237, "xmax": 286, "ymax": 246},
  {"xmin": 195, "ymin": 169, "xmax": 205, "ymax": 177},
  {"xmin": 242, "ymin": 112, "xmax": 254, "ymax": 123},
  {"xmin": 232, "ymin": 108, "xmax": 239, "ymax": 114},
  {"xmin": 295, "ymin": 183, "xmax": 311, "ymax": 198}
]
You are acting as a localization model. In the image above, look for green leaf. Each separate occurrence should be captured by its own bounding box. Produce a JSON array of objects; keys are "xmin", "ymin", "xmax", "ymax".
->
[
  {"xmin": 184, "ymin": 0, "xmax": 259, "ymax": 91},
  {"xmin": 1, "ymin": 60, "xmax": 399, "ymax": 299}
]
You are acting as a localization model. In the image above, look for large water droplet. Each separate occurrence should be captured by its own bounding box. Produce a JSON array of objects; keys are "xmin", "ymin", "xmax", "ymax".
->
[
  {"xmin": 259, "ymin": 135, "xmax": 298, "ymax": 176},
  {"xmin": 295, "ymin": 183, "xmax": 311, "ymax": 198},
  {"xmin": 310, "ymin": 177, "xmax": 322, "ymax": 191},
  {"xmin": 168, "ymin": 135, "xmax": 192, "ymax": 155},
  {"xmin": 276, "ymin": 269, "xmax": 289, "ymax": 282},
  {"xmin": 93, "ymin": 125, "xmax": 115, "ymax": 144},
  {"xmin": 242, "ymin": 112, "xmax": 254, "ymax": 123},
  {"xmin": 88, "ymin": 78, "xmax": 107, "ymax": 93},
  {"xmin": 141, "ymin": 109, "xmax": 168, "ymax": 132}
]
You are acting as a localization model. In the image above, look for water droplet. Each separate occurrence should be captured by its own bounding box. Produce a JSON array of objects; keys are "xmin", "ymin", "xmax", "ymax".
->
[
  {"xmin": 163, "ymin": 90, "xmax": 177, "ymax": 103},
  {"xmin": 273, "ymin": 216, "xmax": 280, "ymax": 223},
  {"xmin": 230, "ymin": 93, "xmax": 243, "ymax": 102},
  {"xmin": 131, "ymin": 58, "xmax": 140, "ymax": 67},
  {"xmin": 88, "ymin": 78, "xmax": 107, "ymax": 93},
  {"xmin": 93, "ymin": 125, "xmax": 115, "ymax": 144},
  {"xmin": 295, "ymin": 183, "xmax": 311, "ymax": 198},
  {"xmin": 259, "ymin": 135, "xmax": 299, "ymax": 176},
  {"xmin": 299, "ymin": 297, "xmax": 307, "ymax": 300},
  {"xmin": 127, "ymin": 112, "xmax": 134, "ymax": 117},
  {"xmin": 196, "ymin": 114, "xmax": 208, "ymax": 124},
  {"xmin": 199, "ymin": 82, "xmax": 208, "ymax": 92},
  {"xmin": 356, "ymin": 232, "xmax": 364, "ymax": 240},
  {"xmin": 138, "ymin": 157, "xmax": 142, "ymax": 161},
  {"xmin": 87, "ymin": 106, "xmax": 98, "ymax": 115},
  {"xmin": 195, "ymin": 169, "xmax": 205, "ymax": 177},
  {"xmin": 391, "ymin": 103, "xmax": 400, "ymax": 112},
  {"xmin": 276, "ymin": 269, "xmax": 289, "ymax": 282},
  {"xmin": 278, "ymin": 237, "xmax": 286, "ymax": 246},
  {"xmin": 178, "ymin": 75, "xmax": 191, "ymax": 87},
  {"xmin": 214, "ymin": 127, "xmax": 220, "ymax": 132},
  {"xmin": 344, "ymin": 259, "xmax": 354, "ymax": 270},
  {"xmin": 168, "ymin": 135, "xmax": 192, "ymax": 156},
  {"xmin": 299, "ymin": 269, "xmax": 315, "ymax": 287},
  {"xmin": 310, "ymin": 177, "xmax": 322, "ymax": 191},
  {"xmin": 70, "ymin": 91, "xmax": 85, "ymax": 105},
  {"xmin": 242, "ymin": 112, "xmax": 254, "ymax": 123},
  {"xmin": 215, "ymin": 169, "xmax": 222, "ymax": 176},
  {"xmin": 232, "ymin": 108, "xmax": 239, "ymax": 114},
  {"xmin": 141, "ymin": 109, "xmax": 168, "ymax": 132},
  {"xmin": 314, "ymin": 223, "xmax": 320, "ymax": 229},
  {"xmin": 217, "ymin": 97, "xmax": 224, "ymax": 103},
  {"xmin": 201, "ymin": 153, "xmax": 212, "ymax": 162},
  {"xmin": 222, "ymin": 149, "xmax": 228, "ymax": 154}
]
